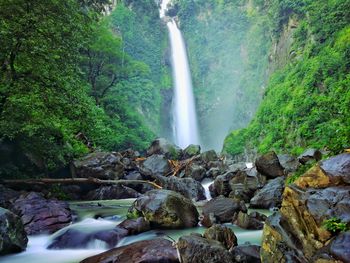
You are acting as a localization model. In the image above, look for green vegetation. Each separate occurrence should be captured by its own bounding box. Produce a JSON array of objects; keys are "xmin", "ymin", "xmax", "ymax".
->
[
  {"xmin": 0, "ymin": 0, "xmax": 163, "ymax": 177},
  {"xmin": 223, "ymin": 0, "xmax": 350, "ymax": 156},
  {"xmin": 323, "ymin": 217, "xmax": 349, "ymax": 233},
  {"xmin": 286, "ymin": 160, "xmax": 316, "ymax": 185}
]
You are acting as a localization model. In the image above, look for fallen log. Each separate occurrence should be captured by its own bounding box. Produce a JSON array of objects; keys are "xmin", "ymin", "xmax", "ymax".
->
[{"xmin": 1, "ymin": 177, "xmax": 162, "ymax": 189}]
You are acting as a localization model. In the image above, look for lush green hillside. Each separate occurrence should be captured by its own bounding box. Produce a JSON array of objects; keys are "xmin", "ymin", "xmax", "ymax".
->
[
  {"xmin": 223, "ymin": 0, "xmax": 350, "ymax": 156},
  {"xmin": 0, "ymin": 0, "xmax": 161, "ymax": 177}
]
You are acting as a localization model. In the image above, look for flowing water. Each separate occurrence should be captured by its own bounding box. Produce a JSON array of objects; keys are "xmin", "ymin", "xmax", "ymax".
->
[
  {"xmin": 161, "ymin": 0, "xmax": 200, "ymax": 148},
  {"xmin": 1, "ymin": 199, "xmax": 269, "ymax": 263}
]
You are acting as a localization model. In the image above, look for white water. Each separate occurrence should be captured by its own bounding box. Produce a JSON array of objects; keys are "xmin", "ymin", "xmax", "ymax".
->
[
  {"xmin": 201, "ymin": 178, "xmax": 213, "ymax": 200},
  {"xmin": 161, "ymin": 1, "xmax": 200, "ymax": 148}
]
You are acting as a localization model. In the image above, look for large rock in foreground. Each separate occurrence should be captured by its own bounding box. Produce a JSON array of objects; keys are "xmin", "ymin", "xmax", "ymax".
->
[
  {"xmin": 178, "ymin": 234, "xmax": 233, "ymax": 263},
  {"xmin": 0, "ymin": 208, "xmax": 28, "ymax": 255},
  {"xmin": 261, "ymin": 153, "xmax": 350, "ymax": 262},
  {"xmin": 10, "ymin": 192, "xmax": 72, "ymax": 235},
  {"xmin": 128, "ymin": 190, "xmax": 199, "ymax": 229},
  {"xmin": 80, "ymin": 238, "xmax": 179, "ymax": 263}
]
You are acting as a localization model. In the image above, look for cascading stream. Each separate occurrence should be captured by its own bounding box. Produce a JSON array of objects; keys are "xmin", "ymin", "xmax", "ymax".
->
[{"xmin": 160, "ymin": 1, "xmax": 200, "ymax": 148}]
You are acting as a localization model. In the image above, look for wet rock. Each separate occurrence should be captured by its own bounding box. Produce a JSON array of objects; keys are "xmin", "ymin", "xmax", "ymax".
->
[
  {"xmin": 139, "ymin": 154, "xmax": 172, "ymax": 177},
  {"xmin": 200, "ymin": 150, "xmax": 218, "ymax": 163},
  {"xmin": 128, "ymin": 190, "xmax": 199, "ymax": 229},
  {"xmin": 73, "ymin": 152, "xmax": 125, "ymax": 180},
  {"xmin": 80, "ymin": 238, "xmax": 179, "ymax": 263},
  {"xmin": 85, "ymin": 185, "xmax": 140, "ymax": 200},
  {"xmin": 203, "ymin": 224, "xmax": 237, "ymax": 249},
  {"xmin": 255, "ymin": 151, "xmax": 285, "ymax": 178},
  {"xmin": 320, "ymin": 153, "xmax": 350, "ymax": 184},
  {"xmin": 118, "ymin": 217, "xmax": 150, "ymax": 235},
  {"xmin": 230, "ymin": 244, "xmax": 261, "ymax": 263},
  {"xmin": 10, "ymin": 192, "xmax": 72, "ymax": 235},
  {"xmin": 147, "ymin": 138, "xmax": 182, "ymax": 160},
  {"xmin": 178, "ymin": 234, "xmax": 233, "ymax": 263},
  {"xmin": 278, "ymin": 154, "xmax": 300, "ymax": 173},
  {"xmin": 233, "ymin": 211, "xmax": 267, "ymax": 230},
  {"xmin": 298, "ymin": 148, "xmax": 322, "ymax": 165},
  {"xmin": 211, "ymin": 171, "xmax": 236, "ymax": 197},
  {"xmin": 123, "ymin": 171, "xmax": 154, "ymax": 193},
  {"xmin": 0, "ymin": 185, "xmax": 20, "ymax": 209},
  {"xmin": 0, "ymin": 208, "xmax": 28, "ymax": 255},
  {"xmin": 201, "ymin": 196, "xmax": 247, "ymax": 227},
  {"xmin": 183, "ymin": 144, "xmax": 201, "ymax": 159},
  {"xmin": 228, "ymin": 162, "xmax": 248, "ymax": 173},
  {"xmin": 206, "ymin": 167, "xmax": 221, "ymax": 179},
  {"xmin": 48, "ymin": 227, "xmax": 128, "ymax": 249},
  {"xmin": 185, "ymin": 163, "xmax": 206, "ymax": 181},
  {"xmin": 329, "ymin": 231, "xmax": 350, "ymax": 263},
  {"xmin": 157, "ymin": 176, "xmax": 206, "ymax": 201},
  {"xmin": 250, "ymin": 177, "xmax": 285, "ymax": 209}
]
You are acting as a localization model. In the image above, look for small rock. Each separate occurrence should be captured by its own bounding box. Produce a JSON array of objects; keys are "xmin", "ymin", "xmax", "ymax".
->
[
  {"xmin": 147, "ymin": 138, "xmax": 182, "ymax": 160},
  {"xmin": 298, "ymin": 149, "xmax": 322, "ymax": 165},
  {"xmin": 250, "ymin": 177, "xmax": 285, "ymax": 209},
  {"xmin": 185, "ymin": 163, "xmax": 206, "ymax": 181},
  {"xmin": 233, "ymin": 211, "xmax": 267, "ymax": 230},
  {"xmin": 0, "ymin": 185, "xmax": 20, "ymax": 209},
  {"xmin": 139, "ymin": 154, "xmax": 172, "ymax": 176},
  {"xmin": 183, "ymin": 144, "xmax": 201, "ymax": 159},
  {"xmin": 255, "ymin": 151, "xmax": 285, "ymax": 178},
  {"xmin": 230, "ymin": 244, "xmax": 261, "ymax": 263},
  {"xmin": 278, "ymin": 154, "xmax": 300, "ymax": 173},
  {"xmin": 85, "ymin": 185, "xmax": 140, "ymax": 200},
  {"xmin": 118, "ymin": 217, "xmax": 150, "ymax": 235},
  {"xmin": 203, "ymin": 224, "xmax": 237, "ymax": 249}
]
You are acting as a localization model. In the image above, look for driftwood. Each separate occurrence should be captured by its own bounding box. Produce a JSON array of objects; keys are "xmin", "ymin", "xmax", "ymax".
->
[
  {"xmin": 2, "ymin": 177, "xmax": 162, "ymax": 189},
  {"xmin": 166, "ymin": 156, "xmax": 198, "ymax": 177}
]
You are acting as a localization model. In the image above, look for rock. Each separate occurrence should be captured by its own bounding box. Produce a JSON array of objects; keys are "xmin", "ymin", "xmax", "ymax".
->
[
  {"xmin": 124, "ymin": 171, "xmax": 154, "ymax": 193},
  {"xmin": 206, "ymin": 167, "xmax": 221, "ymax": 179},
  {"xmin": 320, "ymin": 153, "xmax": 350, "ymax": 184},
  {"xmin": 178, "ymin": 234, "xmax": 233, "ymax": 263},
  {"xmin": 127, "ymin": 190, "xmax": 199, "ymax": 229},
  {"xmin": 201, "ymin": 196, "xmax": 247, "ymax": 227},
  {"xmin": 10, "ymin": 192, "xmax": 72, "ymax": 235},
  {"xmin": 0, "ymin": 208, "xmax": 28, "ymax": 255},
  {"xmin": 329, "ymin": 232, "xmax": 350, "ymax": 263},
  {"xmin": 255, "ymin": 151, "xmax": 285, "ymax": 178},
  {"xmin": 233, "ymin": 211, "xmax": 266, "ymax": 230},
  {"xmin": 118, "ymin": 217, "xmax": 150, "ymax": 235},
  {"xmin": 211, "ymin": 171, "xmax": 236, "ymax": 197},
  {"xmin": 0, "ymin": 185, "xmax": 20, "ymax": 209},
  {"xmin": 48, "ymin": 227, "xmax": 128, "ymax": 249},
  {"xmin": 200, "ymin": 150, "xmax": 218, "ymax": 163},
  {"xmin": 85, "ymin": 185, "xmax": 140, "ymax": 200},
  {"xmin": 185, "ymin": 163, "xmax": 206, "ymax": 181},
  {"xmin": 74, "ymin": 152, "xmax": 125, "ymax": 180},
  {"xmin": 298, "ymin": 148, "xmax": 322, "ymax": 164},
  {"xmin": 80, "ymin": 238, "xmax": 179, "ymax": 263},
  {"xmin": 157, "ymin": 176, "xmax": 206, "ymax": 201},
  {"xmin": 228, "ymin": 162, "xmax": 248, "ymax": 172},
  {"xmin": 147, "ymin": 138, "xmax": 182, "ymax": 160},
  {"xmin": 139, "ymin": 154, "xmax": 172, "ymax": 177},
  {"xmin": 278, "ymin": 154, "xmax": 300, "ymax": 173},
  {"xmin": 203, "ymin": 224, "xmax": 237, "ymax": 249},
  {"xmin": 183, "ymin": 144, "xmax": 201, "ymax": 159},
  {"xmin": 230, "ymin": 244, "xmax": 261, "ymax": 263},
  {"xmin": 250, "ymin": 177, "xmax": 285, "ymax": 209}
]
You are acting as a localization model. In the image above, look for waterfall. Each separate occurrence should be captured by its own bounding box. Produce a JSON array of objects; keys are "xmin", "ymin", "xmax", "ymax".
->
[{"xmin": 160, "ymin": 1, "xmax": 200, "ymax": 149}]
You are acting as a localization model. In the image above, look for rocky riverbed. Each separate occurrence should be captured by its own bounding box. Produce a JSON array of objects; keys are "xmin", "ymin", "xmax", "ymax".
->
[{"xmin": 1, "ymin": 138, "xmax": 349, "ymax": 262}]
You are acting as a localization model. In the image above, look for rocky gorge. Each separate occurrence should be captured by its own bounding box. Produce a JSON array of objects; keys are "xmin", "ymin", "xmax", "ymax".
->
[{"xmin": 0, "ymin": 138, "xmax": 349, "ymax": 262}]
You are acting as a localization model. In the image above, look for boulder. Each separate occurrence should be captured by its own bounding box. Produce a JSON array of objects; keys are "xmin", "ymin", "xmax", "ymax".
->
[
  {"xmin": 230, "ymin": 244, "xmax": 261, "ymax": 263},
  {"xmin": 123, "ymin": 171, "xmax": 154, "ymax": 194},
  {"xmin": 74, "ymin": 152, "xmax": 125, "ymax": 179},
  {"xmin": 85, "ymin": 185, "xmax": 140, "ymax": 200},
  {"xmin": 206, "ymin": 167, "xmax": 221, "ymax": 179},
  {"xmin": 278, "ymin": 154, "xmax": 300, "ymax": 173},
  {"xmin": 255, "ymin": 151, "xmax": 285, "ymax": 178},
  {"xmin": 250, "ymin": 177, "xmax": 285, "ymax": 209},
  {"xmin": 0, "ymin": 208, "xmax": 28, "ymax": 255},
  {"xmin": 118, "ymin": 217, "xmax": 150, "ymax": 235},
  {"xmin": 298, "ymin": 148, "xmax": 322, "ymax": 165},
  {"xmin": 185, "ymin": 163, "xmax": 206, "ymax": 181},
  {"xmin": 147, "ymin": 138, "xmax": 182, "ymax": 160},
  {"xmin": 233, "ymin": 211, "xmax": 267, "ymax": 230},
  {"xmin": 48, "ymin": 227, "xmax": 128, "ymax": 249},
  {"xmin": 157, "ymin": 176, "xmax": 206, "ymax": 201},
  {"xmin": 127, "ymin": 190, "xmax": 199, "ymax": 229},
  {"xmin": 200, "ymin": 150, "xmax": 218, "ymax": 163},
  {"xmin": 80, "ymin": 238, "xmax": 179, "ymax": 263},
  {"xmin": 320, "ymin": 153, "xmax": 350, "ymax": 184},
  {"xmin": 211, "ymin": 171, "xmax": 236, "ymax": 197},
  {"xmin": 183, "ymin": 144, "xmax": 201, "ymax": 159},
  {"xmin": 201, "ymin": 196, "xmax": 247, "ymax": 227},
  {"xmin": 203, "ymin": 224, "xmax": 237, "ymax": 249},
  {"xmin": 0, "ymin": 185, "xmax": 20, "ymax": 209},
  {"xmin": 178, "ymin": 234, "xmax": 233, "ymax": 263},
  {"xmin": 10, "ymin": 192, "xmax": 72, "ymax": 235},
  {"xmin": 329, "ymin": 232, "xmax": 350, "ymax": 263},
  {"xmin": 139, "ymin": 154, "xmax": 172, "ymax": 177}
]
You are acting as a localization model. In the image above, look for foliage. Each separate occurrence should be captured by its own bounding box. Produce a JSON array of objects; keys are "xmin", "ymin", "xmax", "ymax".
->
[
  {"xmin": 322, "ymin": 217, "xmax": 349, "ymax": 233},
  {"xmin": 286, "ymin": 160, "xmax": 316, "ymax": 185},
  {"xmin": 223, "ymin": 0, "xmax": 350, "ymax": 156}
]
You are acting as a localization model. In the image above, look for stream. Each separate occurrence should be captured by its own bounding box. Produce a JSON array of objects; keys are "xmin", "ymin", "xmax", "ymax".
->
[{"xmin": 1, "ymin": 199, "xmax": 271, "ymax": 263}]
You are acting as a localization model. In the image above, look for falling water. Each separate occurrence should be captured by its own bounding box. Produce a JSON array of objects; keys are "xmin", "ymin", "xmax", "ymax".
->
[{"xmin": 160, "ymin": 1, "xmax": 200, "ymax": 148}]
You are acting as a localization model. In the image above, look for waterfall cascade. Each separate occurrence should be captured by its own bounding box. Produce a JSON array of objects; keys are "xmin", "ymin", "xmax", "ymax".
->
[{"xmin": 160, "ymin": 1, "xmax": 200, "ymax": 149}]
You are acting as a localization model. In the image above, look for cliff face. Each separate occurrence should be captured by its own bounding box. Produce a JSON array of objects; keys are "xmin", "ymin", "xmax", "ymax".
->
[{"xmin": 261, "ymin": 153, "xmax": 350, "ymax": 262}]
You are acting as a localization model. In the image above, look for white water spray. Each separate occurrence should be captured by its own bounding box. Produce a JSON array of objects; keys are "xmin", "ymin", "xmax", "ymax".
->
[{"xmin": 160, "ymin": 1, "xmax": 200, "ymax": 148}]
